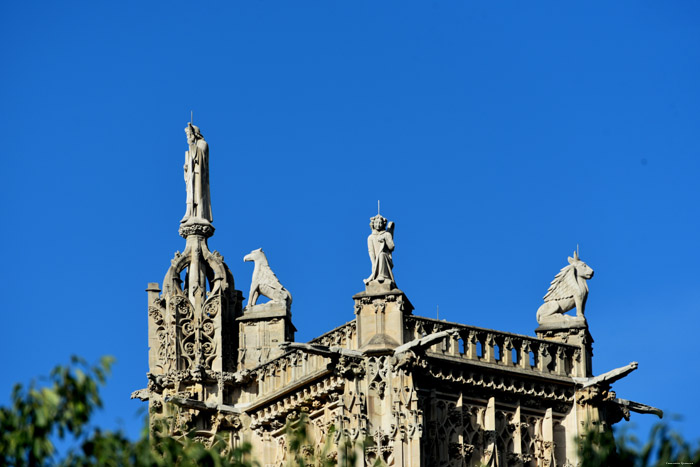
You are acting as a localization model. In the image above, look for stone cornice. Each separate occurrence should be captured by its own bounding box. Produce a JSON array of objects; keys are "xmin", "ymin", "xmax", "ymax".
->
[
  {"xmin": 424, "ymin": 352, "xmax": 576, "ymax": 385},
  {"xmin": 418, "ymin": 354, "xmax": 576, "ymax": 405}
]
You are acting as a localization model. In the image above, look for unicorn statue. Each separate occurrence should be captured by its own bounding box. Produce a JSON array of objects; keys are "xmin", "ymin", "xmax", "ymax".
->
[{"xmin": 536, "ymin": 250, "xmax": 594, "ymax": 326}]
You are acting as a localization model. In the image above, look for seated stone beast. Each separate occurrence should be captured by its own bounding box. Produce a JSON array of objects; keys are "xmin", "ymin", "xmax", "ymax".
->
[
  {"xmin": 243, "ymin": 248, "xmax": 292, "ymax": 311},
  {"xmin": 536, "ymin": 251, "xmax": 594, "ymax": 325}
]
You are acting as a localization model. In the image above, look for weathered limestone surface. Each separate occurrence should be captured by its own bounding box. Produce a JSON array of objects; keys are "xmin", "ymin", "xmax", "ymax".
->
[
  {"xmin": 243, "ymin": 248, "xmax": 292, "ymax": 312},
  {"xmin": 181, "ymin": 122, "xmax": 212, "ymax": 225},
  {"xmin": 364, "ymin": 214, "xmax": 396, "ymax": 293},
  {"xmin": 536, "ymin": 251, "xmax": 594, "ymax": 327},
  {"xmin": 133, "ymin": 126, "xmax": 662, "ymax": 466},
  {"xmin": 238, "ymin": 248, "xmax": 296, "ymax": 370}
]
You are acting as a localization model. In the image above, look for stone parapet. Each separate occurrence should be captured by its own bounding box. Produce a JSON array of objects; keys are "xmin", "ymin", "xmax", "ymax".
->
[{"xmin": 407, "ymin": 316, "xmax": 586, "ymax": 379}]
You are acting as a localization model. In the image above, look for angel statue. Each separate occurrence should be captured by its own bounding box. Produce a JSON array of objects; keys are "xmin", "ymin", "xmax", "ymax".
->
[{"xmin": 364, "ymin": 214, "xmax": 395, "ymax": 288}]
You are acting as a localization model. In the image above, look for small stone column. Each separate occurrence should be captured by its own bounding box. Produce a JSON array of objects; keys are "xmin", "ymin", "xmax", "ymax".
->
[
  {"xmin": 542, "ymin": 408, "xmax": 555, "ymax": 467},
  {"xmin": 482, "ymin": 397, "xmax": 497, "ymax": 465}
]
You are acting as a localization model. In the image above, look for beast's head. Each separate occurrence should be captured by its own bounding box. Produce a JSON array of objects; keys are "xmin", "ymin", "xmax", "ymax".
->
[
  {"xmin": 568, "ymin": 251, "xmax": 594, "ymax": 279},
  {"xmin": 243, "ymin": 248, "xmax": 264, "ymax": 263}
]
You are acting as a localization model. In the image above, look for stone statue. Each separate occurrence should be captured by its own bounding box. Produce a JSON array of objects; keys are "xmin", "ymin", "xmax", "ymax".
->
[
  {"xmin": 364, "ymin": 214, "xmax": 395, "ymax": 287},
  {"xmin": 243, "ymin": 248, "xmax": 292, "ymax": 311},
  {"xmin": 181, "ymin": 123, "xmax": 212, "ymax": 224},
  {"xmin": 536, "ymin": 251, "xmax": 594, "ymax": 326}
]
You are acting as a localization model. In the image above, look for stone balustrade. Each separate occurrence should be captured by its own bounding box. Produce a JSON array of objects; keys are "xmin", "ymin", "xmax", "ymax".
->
[
  {"xmin": 406, "ymin": 316, "xmax": 585, "ymax": 379},
  {"xmin": 308, "ymin": 320, "xmax": 357, "ymax": 348},
  {"xmin": 246, "ymin": 351, "xmax": 327, "ymax": 402},
  {"xmin": 245, "ymin": 315, "xmax": 583, "ymax": 407},
  {"xmin": 243, "ymin": 321, "xmax": 356, "ymax": 404}
]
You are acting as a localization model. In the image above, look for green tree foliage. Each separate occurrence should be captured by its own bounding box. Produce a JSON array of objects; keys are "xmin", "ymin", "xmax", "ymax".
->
[
  {"xmin": 0, "ymin": 356, "xmax": 114, "ymax": 466},
  {"xmin": 0, "ymin": 357, "xmax": 366, "ymax": 466},
  {"xmin": 579, "ymin": 422, "xmax": 700, "ymax": 467},
  {"xmin": 0, "ymin": 356, "xmax": 255, "ymax": 467},
  {"xmin": 281, "ymin": 413, "xmax": 372, "ymax": 467},
  {"xmin": 62, "ymin": 423, "xmax": 255, "ymax": 467}
]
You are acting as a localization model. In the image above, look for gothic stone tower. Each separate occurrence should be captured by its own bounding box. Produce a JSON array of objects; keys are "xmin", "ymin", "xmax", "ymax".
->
[{"xmin": 133, "ymin": 126, "xmax": 661, "ymax": 466}]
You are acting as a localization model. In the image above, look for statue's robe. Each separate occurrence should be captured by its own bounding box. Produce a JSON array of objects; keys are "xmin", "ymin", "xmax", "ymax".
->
[
  {"xmin": 183, "ymin": 138, "xmax": 212, "ymax": 223},
  {"xmin": 366, "ymin": 230, "xmax": 394, "ymax": 283}
]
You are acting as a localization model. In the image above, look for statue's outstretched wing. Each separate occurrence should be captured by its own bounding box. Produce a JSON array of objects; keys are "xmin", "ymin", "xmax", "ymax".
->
[{"xmin": 543, "ymin": 266, "xmax": 576, "ymax": 302}]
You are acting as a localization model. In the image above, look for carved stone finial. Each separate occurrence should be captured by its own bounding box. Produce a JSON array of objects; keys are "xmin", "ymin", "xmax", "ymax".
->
[
  {"xmin": 243, "ymin": 248, "xmax": 292, "ymax": 312},
  {"xmin": 180, "ymin": 122, "xmax": 213, "ymax": 229},
  {"xmin": 536, "ymin": 251, "xmax": 594, "ymax": 327},
  {"xmin": 364, "ymin": 214, "xmax": 396, "ymax": 292}
]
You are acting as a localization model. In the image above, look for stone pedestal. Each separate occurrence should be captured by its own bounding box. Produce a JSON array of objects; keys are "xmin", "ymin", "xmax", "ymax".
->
[
  {"xmin": 353, "ymin": 287, "xmax": 413, "ymax": 352},
  {"xmin": 536, "ymin": 321, "xmax": 594, "ymax": 378},
  {"xmin": 237, "ymin": 303, "xmax": 296, "ymax": 370}
]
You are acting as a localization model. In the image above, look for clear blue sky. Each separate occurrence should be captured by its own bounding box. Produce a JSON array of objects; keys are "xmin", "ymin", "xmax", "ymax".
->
[{"xmin": 2, "ymin": 0, "xmax": 699, "ymax": 448}]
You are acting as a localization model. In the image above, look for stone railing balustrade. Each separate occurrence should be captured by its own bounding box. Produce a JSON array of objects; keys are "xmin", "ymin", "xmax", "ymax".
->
[
  {"xmin": 246, "ymin": 316, "xmax": 583, "ymax": 405},
  {"xmin": 244, "ymin": 321, "xmax": 356, "ymax": 403},
  {"xmin": 406, "ymin": 316, "xmax": 584, "ymax": 378},
  {"xmin": 247, "ymin": 350, "xmax": 332, "ymax": 403},
  {"xmin": 309, "ymin": 320, "xmax": 357, "ymax": 348}
]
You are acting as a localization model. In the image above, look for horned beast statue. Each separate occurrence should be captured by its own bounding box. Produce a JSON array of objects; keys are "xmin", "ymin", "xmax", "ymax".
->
[
  {"xmin": 536, "ymin": 250, "xmax": 594, "ymax": 326},
  {"xmin": 243, "ymin": 248, "xmax": 292, "ymax": 311}
]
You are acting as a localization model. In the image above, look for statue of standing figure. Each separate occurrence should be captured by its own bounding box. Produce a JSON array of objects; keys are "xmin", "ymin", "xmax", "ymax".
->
[
  {"xmin": 181, "ymin": 123, "xmax": 212, "ymax": 224},
  {"xmin": 364, "ymin": 214, "xmax": 395, "ymax": 287}
]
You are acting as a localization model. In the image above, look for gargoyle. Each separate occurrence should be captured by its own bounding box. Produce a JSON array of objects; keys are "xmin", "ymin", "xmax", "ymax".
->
[
  {"xmin": 130, "ymin": 388, "xmax": 150, "ymax": 401},
  {"xmin": 279, "ymin": 342, "xmax": 362, "ymax": 359},
  {"xmin": 279, "ymin": 329, "xmax": 460, "ymax": 372},
  {"xmin": 573, "ymin": 361, "xmax": 638, "ymax": 388},
  {"xmin": 164, "ymin": 394, "xmax": 243, "ymax": 414},
  {"xmin": 147, "ymin": 372, "xmax": 172, "ymax": 391},
  {"xmin": 574, "ymin": 362, "xmax": 663, "ymax": 422},
  {"xmin": 612, "ymin": 398, "xmax": 663, "ymax": 419},
  {"xmin": 230, "ymin": 369, "xmax": 253, "ymax": 385},
  {"xmin": 392, "ymin": 329, "xmax": 460, "ymax": 370},
  {"xmin": 393, "ymin": 329, "xmax": 459, "ymax": 355}
]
